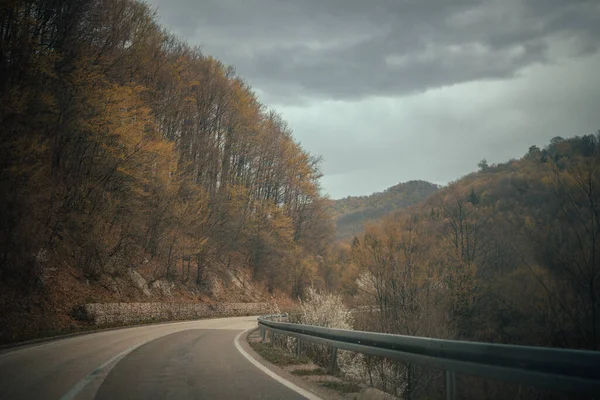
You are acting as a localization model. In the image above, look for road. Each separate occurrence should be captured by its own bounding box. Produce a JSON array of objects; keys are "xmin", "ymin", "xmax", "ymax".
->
[{"xmin": 0, "ymin": 316, "xmax": 308, "ymax": 400}]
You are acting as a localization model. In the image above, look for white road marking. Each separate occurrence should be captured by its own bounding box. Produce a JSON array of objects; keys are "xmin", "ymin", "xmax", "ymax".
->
[
  {"xmin": 234, "ymin": 330, "xmax": 323, "ymax": 400},
  {"xmin": 59, "ymin": 339, "xmax": 152, "ymax": 400}
]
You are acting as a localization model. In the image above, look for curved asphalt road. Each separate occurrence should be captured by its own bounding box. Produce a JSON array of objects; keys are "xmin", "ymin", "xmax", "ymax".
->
[{"xmin": 0, "ymin": 316, "xmax": 307, "ymax": 400}]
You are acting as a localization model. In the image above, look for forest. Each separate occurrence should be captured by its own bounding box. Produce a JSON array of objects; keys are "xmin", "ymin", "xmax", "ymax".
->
[
  {"xmin": 0, "ymin": 0, "xmax": 333, "ymax": 336},
  {"xmin": 319, "ymin": 134, "xmax": 600, "ymax": 398}
]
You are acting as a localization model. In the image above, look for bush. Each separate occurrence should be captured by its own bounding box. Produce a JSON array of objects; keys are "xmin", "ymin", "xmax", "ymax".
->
[
  {"xmin": 299, "ymin": 286, "xmax": 353, "ymax": 329},
  {"xmin": 296, "ymin": 287, "xmax": 365, "ymax": 379}
]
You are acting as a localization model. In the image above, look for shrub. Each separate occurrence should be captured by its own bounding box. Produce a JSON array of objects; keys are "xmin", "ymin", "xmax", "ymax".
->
[
  {"xmin": 299, "ymin": 286, "xmax": 353, "ymax": 329},
  {"xmin": 296, "ymin": 287, "xmax": 364, "ymax": 379}
]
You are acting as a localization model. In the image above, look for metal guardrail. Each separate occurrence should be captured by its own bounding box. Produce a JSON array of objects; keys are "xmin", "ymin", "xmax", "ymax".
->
[{"xmin": 257, "ymin": 315, "xmax": 600, "ymax": 399}]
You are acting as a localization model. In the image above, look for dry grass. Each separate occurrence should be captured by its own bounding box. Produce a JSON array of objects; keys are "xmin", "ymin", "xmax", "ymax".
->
[
  {"xmin": 290, "ymin": 367, "xmax": 327, "ymax": 376},
  {"xmin": 319, "ymin": 381, "xmax": 362, "ymax": 393},
  {"xmin": 249, "ymin": 341, "xmax": 311, "ymax": 366}
]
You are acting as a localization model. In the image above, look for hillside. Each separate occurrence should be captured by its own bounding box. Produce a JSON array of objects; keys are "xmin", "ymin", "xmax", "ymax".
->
[
  {"xmin": 328, "ymin": 180, "xmax": 439, "ymax": 239},
  {"xmin": 0, "ymin": 0, "xmax": 328, "ymax": 343},
  {"xmin": 339, "ymin": 133, "xmax": 600, "ymax": 356}
]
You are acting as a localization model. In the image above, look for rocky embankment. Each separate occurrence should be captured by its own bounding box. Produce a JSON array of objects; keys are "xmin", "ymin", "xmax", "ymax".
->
[{"xmin": 77, "ymin": 302, "xmax": 271, "ymax": 325}]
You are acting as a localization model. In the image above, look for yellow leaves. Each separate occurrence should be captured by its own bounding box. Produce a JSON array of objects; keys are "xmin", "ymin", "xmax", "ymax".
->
[
  {"xmin": 183, "ymin": 96, "xmax": 196, "ymax": 104},
  {"xmin": 262, "ymin": 203, "xmax": 294, "ymax": 241},
  {"xmin": 227, "ymin": 183, "xmax": 250, "ymax": 201},
  {"xmin": 85, "ymin": 80, "xmax": 168, "ymax": 164},
  {"xmin": 270, "ymin": 210, "xmax": 293, "ymax": 235},
  {"xmin": 524, "ymin": 215, "xmax": 535, "ymax": 229}
]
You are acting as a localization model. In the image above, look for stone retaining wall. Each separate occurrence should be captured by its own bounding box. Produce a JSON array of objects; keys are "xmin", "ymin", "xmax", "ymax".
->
[{"xmin": 80, "ymin": 302, "xmax": 271, "ymax": 325}]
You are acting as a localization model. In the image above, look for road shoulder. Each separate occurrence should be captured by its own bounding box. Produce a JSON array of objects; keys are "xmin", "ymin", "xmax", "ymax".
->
[{"xmin": 238, "ymin": 329, "xmax": 357, "ymax": 400}]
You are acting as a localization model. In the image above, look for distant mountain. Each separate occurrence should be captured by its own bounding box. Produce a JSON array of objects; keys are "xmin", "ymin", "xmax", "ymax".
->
[{"xmin": 328, "ymin": 180, "xmax": 439, "ymax": 239}]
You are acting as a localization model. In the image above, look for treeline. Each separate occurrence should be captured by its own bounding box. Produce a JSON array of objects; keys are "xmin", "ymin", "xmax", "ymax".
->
[
  {"xmin": 0, "ymin": 0, "xmax": 331, "ymax": 296},
  {"xmin": 331, "ymin": 134, "xmax": 599, "ymax": 399}
]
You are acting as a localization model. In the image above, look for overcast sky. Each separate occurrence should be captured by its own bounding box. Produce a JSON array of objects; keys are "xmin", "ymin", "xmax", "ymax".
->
[{"xmin": 147, "ymin": 0, "xmax": 600, "ymax": 199}]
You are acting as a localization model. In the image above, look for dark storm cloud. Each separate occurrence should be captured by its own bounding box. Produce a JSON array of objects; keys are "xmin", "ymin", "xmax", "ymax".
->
[
  {"xmin": 148, "ymin": 0, "xmax": 600, "ymax": 100},
  {"xmin": 146, "ymin": 0, "xmax": 600, "ymax": 199}
]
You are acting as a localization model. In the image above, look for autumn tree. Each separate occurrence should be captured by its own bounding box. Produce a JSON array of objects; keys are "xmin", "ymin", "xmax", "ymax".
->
[{"xmin": 0, "ymin": 0, "xmax": 331, "ymax": 303}]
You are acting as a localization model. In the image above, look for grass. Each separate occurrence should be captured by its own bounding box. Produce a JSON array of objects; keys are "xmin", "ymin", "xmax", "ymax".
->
[
  {"xmin": 290, "ymin": 367, "xmax": 327, "ymax": 376},
  {"xmin": 319, "ymin": 381, "xmax": 362, "ymax": 393},
  {"xmin": 249, "ymin": 341, "xmax": 311, "ymax": 366},
  {"xmin": 248, "ymin": 337, "xmax": 364, "ymax": 396}
]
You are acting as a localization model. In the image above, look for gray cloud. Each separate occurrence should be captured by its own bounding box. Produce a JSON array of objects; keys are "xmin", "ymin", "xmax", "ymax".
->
[
  {"xmin": 149, "ymin": 0, "xmax": 600, "ymax": 101},
  {"xmin": 146, "ymin": 0, "xmax": 600, "ymax": 199},
  {"xmin": 278, "ymin": 52, "xmax": 600, "ymax": 197}
]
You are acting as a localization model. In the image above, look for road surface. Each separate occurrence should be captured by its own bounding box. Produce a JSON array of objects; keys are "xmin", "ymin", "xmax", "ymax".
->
[{"xmin": 0, "ymin": 316, "xmax": 308, "ymax": 400}]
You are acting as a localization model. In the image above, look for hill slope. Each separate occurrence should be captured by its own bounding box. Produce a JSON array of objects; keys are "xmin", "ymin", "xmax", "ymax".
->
[
  {"xmin": 0, "ymin": 0, "xmax": 326, "ymax": 343},
  {"xmin": 344, "ymin": 133, "xmax": 600, "ymax": 352},
  {"xmin": 329, "ymin": 180, "xmax": 439, "ymax": 239}
]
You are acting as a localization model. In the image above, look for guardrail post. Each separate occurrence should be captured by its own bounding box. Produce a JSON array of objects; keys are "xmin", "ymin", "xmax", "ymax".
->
[
  {"xmin": 296, "ymin": 338, "xmax": 302, "ymax": 357},
  {"xmin": 328, "ymin": 346, "xmax": 338, "ymax": 374},
  {"xmin": 445, "ymin": 370, "xmax": 456, "ymax": 400},
  {"xmin": 260, "ymin": 326, "xmax": 266, "ymax": 342}
]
